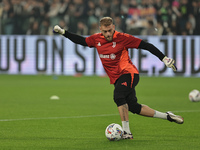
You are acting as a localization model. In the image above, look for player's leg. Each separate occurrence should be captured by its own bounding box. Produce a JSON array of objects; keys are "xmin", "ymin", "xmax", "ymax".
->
[
  {"xmin": 139, "ymin": 105, "xmax": 184, "ymax": 124},
  {"xmin": 139, "ymin": 104, "xmax": 166, "ymax": 118},
  {"xmin": 117, "ymin": 104, "xmax": 131, "ymax": 134},
  {"xmin": 127, "ymin": 74, "xmax": 184, "ymax": 124},
  {"xmin": 114, "ymin": 74, "xmax": 133, "ymax": 138},
  {"xmin": 126, "ymin": 73, "xmax": 142, "ymax": 115},
  {"xmin": 117, "ymin": 104, "xmax": 129, "ymax": 121},
  {"xmin": 127, "ymin": 99, "xmax": 184, "ymax": 124},
  {"xmin": 139, "ymin": 105, "xmax": 159, "ymax": 117}
]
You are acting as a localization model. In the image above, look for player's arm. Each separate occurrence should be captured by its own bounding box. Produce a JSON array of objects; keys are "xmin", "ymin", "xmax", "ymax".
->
[
  {"xmin": 53, "ymin": 25, "xmax": 88, "ymax": 46},
  {"xmin": 138, "ymin": 40, "xmax": 177, "ymax": 71}
]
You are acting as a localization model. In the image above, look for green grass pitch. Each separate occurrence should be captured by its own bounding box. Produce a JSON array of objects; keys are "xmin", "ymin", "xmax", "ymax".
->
[{"xmin": 0, "ymin": 75, "xmax": 199, "ymax": 150}]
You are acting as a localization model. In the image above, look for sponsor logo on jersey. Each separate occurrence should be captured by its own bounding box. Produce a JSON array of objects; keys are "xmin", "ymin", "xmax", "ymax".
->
[{"xmin": 99, "ymin": 53, "xmax": 116, "ymax": 60}]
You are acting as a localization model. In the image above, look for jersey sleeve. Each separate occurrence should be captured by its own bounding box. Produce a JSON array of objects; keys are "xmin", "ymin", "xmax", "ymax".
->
[
  {"xmin": 85, "ymin": 34, "xmax": 97, "ymax": 48},
  {"xmin": 122, "ymin": 33, "xmax": 142, "ymax": 49}
]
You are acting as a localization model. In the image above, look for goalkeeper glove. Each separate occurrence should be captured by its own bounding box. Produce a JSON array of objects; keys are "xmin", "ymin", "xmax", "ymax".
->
[
  {"xmin": 53, "ymin": 25, "xmax": 65, "ymax": 34},
  {"xmin": 162, "ymin": 56, "xmax": 177, "ymax": 71}
]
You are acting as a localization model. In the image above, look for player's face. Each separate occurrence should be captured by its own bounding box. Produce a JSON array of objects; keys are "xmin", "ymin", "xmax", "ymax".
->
[{"xmin": 100, "ymin": 24, "xmax": 115, "ymax": 42}]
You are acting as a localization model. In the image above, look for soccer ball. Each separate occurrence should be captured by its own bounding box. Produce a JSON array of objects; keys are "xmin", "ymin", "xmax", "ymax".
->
[
  {"xmin": 105, "ymin": 123, "xmax": 123, "ymax": 141},
  {"xmin": 189, "ymin": 89, "xmax": 200, "ymax": 102}
]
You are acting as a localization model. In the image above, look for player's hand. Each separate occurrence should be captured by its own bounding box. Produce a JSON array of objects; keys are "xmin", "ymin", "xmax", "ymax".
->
[
  {"xmin": 53, "ymin": 25, "xmax": 65, "ymax": 34},
  {"xmin": 162, "ymin": 56, "xmax": 177, "ymax": 71}
]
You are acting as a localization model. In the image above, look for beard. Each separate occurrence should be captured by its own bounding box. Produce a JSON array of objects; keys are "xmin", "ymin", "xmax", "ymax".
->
[{"xmin": 104, "ymin": 35, "xmax": 113, "ymax": 42}]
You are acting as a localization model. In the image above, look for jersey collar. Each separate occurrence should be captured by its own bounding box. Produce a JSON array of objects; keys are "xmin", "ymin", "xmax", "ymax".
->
[{"xmin": 113, "ymin": 30, "xmax": 119, "ymax": 39}]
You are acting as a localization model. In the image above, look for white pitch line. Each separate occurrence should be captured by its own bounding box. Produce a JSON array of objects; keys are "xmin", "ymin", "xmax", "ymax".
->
[
  {"xmin": 0, "ymin": 110, "xmax": 199, "ymax": 122},
  {"xmin": 0, "ymin": 114, "xmax": 118, "ymax": 122}
]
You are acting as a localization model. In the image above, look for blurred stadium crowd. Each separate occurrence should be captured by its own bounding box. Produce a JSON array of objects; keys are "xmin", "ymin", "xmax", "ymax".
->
[{"xmin": 0, "ymin": 0, "xmax": 200, "ymax": 35}]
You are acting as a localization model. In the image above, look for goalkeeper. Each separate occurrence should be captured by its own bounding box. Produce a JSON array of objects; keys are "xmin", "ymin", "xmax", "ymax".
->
[{"xmin": 53, "ymin": 17, "xmax": 183, "ymax": 139}]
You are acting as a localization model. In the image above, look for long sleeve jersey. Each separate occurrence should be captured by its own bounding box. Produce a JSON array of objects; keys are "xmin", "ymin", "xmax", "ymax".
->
[{"xmin": 63, "ymin": 30, "xmax": 165, "ymax": 84}]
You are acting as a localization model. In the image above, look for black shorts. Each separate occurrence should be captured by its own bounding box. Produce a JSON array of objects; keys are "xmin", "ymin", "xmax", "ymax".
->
[{"xmin": 114, "ymin": 73, "xmax": 140, "ymax": 106}]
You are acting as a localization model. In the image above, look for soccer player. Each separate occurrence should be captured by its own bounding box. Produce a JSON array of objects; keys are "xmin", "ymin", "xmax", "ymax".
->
[{"xmin": 53, "ymin": 17, "xmax": 184, "ymax": 139}]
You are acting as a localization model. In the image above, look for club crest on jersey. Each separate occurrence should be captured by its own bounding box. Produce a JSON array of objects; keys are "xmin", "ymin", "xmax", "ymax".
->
[{"xmin": 112, "ymin": 42, "xmax": 116, "ymax": 48}]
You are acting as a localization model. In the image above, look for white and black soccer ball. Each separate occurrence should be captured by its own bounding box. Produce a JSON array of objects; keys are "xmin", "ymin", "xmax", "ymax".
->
[
  {"xmin": 105, "ymin": 123, "xmax": 123, "ymax": 141},
  {"xmin": 189, "ymin": 89, "xmax": 200, "ymax": 102}
]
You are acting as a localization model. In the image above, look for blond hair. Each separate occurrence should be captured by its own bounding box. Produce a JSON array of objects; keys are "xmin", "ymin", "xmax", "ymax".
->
[{"xmin": 99, "ymin": 17, "xmax": 113, "ymax": 27}]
